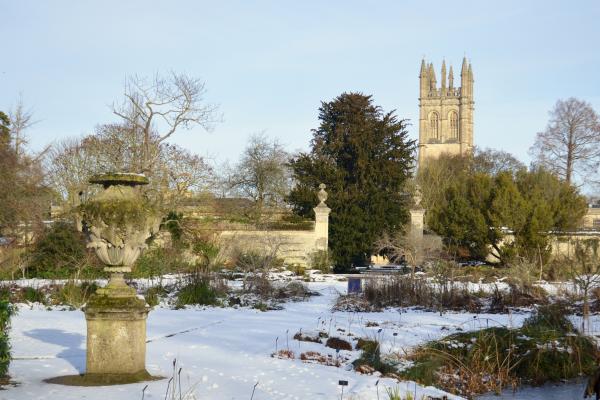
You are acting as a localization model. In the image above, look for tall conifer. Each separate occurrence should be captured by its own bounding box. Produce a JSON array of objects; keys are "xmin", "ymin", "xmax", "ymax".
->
[{"xmin": 288, "ymin": 93, "xmax": 416, "ymax": 271}]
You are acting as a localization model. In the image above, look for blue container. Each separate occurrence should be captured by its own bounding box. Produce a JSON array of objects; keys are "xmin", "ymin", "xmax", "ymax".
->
[{"xmin": 347, "ymin": 277, "xmax": 362, "ymax": 294}]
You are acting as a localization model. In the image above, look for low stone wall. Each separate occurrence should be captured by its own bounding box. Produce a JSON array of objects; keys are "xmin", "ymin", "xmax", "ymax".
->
[
  {"xmin": 217, "ymin": 188, "xmax": 331, "ymax": 267},
  {"xmin": 549, "ymin": 232, "xmax": 600, "ymax": 259},
  {"xmin": 218, "ymin": 229, "xmax": 326, "ymax": 266},
  {"xmin": 485, "ymin": 232, "xmax": 600, "ymax": 262}
]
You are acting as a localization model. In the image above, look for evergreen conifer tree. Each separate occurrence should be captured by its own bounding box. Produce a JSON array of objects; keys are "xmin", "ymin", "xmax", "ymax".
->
[{"xmin": 288, "ymin": 93, "xmax": 416, "ymax": 271}]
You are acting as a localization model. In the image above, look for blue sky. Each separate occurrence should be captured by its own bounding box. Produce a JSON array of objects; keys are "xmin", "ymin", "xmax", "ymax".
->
[{"xmin": 1, "ymin": 0, "xmax": 599, "ymax": 167}]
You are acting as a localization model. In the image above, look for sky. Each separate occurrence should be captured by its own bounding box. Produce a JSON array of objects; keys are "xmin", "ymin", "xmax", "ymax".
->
[{"xmin": 1, "ymin": 0, "xmax": 599, "ymax": 168}]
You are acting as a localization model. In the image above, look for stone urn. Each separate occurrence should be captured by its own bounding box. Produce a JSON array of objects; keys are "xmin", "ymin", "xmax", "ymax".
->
[{"xmin": 78, "ymin": 173, "xmax": 160, "ymax": 384}]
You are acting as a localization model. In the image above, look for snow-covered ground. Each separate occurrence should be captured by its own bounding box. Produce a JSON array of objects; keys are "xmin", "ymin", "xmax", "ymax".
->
[{"xmin": 3, "ymin": 279, "xmax": 534, "ymax": 400}]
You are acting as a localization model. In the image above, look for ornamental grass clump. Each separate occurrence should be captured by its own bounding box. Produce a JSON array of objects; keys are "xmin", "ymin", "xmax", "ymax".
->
[
  {"xmin": 175, "ymin": 271, "xmax": 226, "ymax": 307},
  {"xmin": 51, "ymin": 281, "xmax": 98, "ymax": 309},
  {"xmin": 401, "ymin": 303, "xmax": 598, "ymax": 397},
  {"xmin": 363, "ymin": 275, "xmax": 481, "ymax": 312}
]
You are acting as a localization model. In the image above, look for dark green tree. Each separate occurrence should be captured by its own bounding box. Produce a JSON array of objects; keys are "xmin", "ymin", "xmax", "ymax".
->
[
  {"xmin": 0, "ymin": 112, "xmax": 19, "ymax": 233},
  {"xmin": 288, "ymin": 93, "xmax": 416, "ymax": 271},
  {"xmin": 428, "ymin": 172, "xmax": 492, "ymax": 259}
]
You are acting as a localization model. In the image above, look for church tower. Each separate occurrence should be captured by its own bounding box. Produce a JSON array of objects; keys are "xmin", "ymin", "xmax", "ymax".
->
[{"xmin": 418, "ymin": 57, "xmax": 474, "ymax": 169}]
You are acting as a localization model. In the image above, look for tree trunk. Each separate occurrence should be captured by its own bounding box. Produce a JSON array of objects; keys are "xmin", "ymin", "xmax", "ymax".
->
[
  {"xmin": 565, "ymin": 129, "xmax": 574, "ymax": 184},
  {"xmin": 583, "ymin": 288, "xmax": 590, "ymax": 334}
]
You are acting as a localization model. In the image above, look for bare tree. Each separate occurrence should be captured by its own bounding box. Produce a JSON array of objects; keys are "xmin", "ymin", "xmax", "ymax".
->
[
  {"xmin": 374, "ymin": 230, "xmax": 442, "ymax": 272},
  {"xmin": 0, "ymin": 105, "xmax": 47, "ymax": 238},
  {"xmin": 48, "ymin": 124, "xmax": 214, "ymax": 213},
  {"xmin": 416, "ymin": 153, "xmax": 470, "ymax": 214},
  {"xmin": 473, "ymin": 147, "xmax": 525, "ymax": 175},
  {"xmin": 153, "ymin": 143, "xmax": 214, "ymax": 210},
  {"xmin": 48, "ymin": 124, "xmax": 146, "ymax": 211},
  {"xmin": 47, "ymin": 137, "xmax": 94, "ymax": 227},
  {"xmin": 228, "ymin": 133, "xmax": 291, "ymax": 220},
  {"xmin": 230, "ymin": 232, "xmax": 286, "ymax": 295},
  {"xmin": 9, "ymin": 95, "xmax": 37, "ymax": 157},
  {"xmin": 529, "ymin": 98, "xmax": 600, "ymax": 185},
  {"xmin": 112, "ymin": 72, "xmax": 219, "ymax": 172}
]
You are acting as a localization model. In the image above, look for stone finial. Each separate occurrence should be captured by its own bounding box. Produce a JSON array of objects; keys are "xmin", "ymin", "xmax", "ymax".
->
[
  {"xmin": 413, "ymin": 185, "xmax": 422, "ymax": 208},
  {"xmin": 317, "ymin": 183, "xmax": 328, "ymax": 205}
]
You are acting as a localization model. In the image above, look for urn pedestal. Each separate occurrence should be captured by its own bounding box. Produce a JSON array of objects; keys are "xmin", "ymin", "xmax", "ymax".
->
[{"xmin": 84, "ymin": 294, "xmax": 150, "ymax": 381}]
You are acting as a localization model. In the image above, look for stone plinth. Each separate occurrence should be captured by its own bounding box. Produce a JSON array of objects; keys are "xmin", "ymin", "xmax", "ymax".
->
[
  {"xmin": 84, "ymin": 295, "xmax": 150, "ymax": 378},
  {"xmin": 409, "ymin": 208, "xmax": 425, "ymax": 264},
  {"xmin": 409, "ymin": 208, "xmax": 425, "ymax": 240}
]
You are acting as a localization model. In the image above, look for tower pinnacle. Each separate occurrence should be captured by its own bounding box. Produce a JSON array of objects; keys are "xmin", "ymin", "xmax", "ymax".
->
[{"xmin": 441, "ymin": 60, "xmax": 447, "ymax": 94}]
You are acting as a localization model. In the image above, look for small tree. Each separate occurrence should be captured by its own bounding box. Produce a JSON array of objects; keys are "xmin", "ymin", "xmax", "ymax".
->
[
  {"xmin": 568, "ymin": 239, "xmax": 600, "ymax": 334},
  {"xmin": 228, "ymin": 133, "xmax": 290, "ymax": 221},
  {"xmin": 529, "ymin": 98, "xmax": 600, "ymax": 185}
]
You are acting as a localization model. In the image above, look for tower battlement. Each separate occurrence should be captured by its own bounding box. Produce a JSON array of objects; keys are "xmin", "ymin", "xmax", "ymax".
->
[{"xmin": 418, "ymin": 57, "xmax": 474, "ymax": 169}]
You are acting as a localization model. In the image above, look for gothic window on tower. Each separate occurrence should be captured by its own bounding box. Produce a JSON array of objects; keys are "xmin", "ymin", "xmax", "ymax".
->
[
  {"xmin": 449, "ymin": 111, "xmax": 459, "ymax": 140},
  {"xmin": 429, "ymin": 112, "xmax": 439, "ymax": 140}
]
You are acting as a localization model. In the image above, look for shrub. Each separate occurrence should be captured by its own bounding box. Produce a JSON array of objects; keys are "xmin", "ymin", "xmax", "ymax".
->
[
  {"xmin": 27, "ymin": 222, "xmax": 94, "ymax": 278},
  {"xmin": 275, "ymin": 281, "xmax": 311, "ymax": 299},
  {"xmin": 162, "ymin": 211, "xmax": 184, "ymax": 244},
  {"xmin": 235, "ymin": 251, "xmax": 284, "ymax": 272},
  {"xmin": 355, "ymin": 338, "xmax": 377, "ymax": 350},
  {"xmin": 488, "ymin": 283, "xmax": 548, "ymax": 313},
  {"xmin": 176, "ymin": 273, "xmax": 225, "ymax": 307},
  {"xmin": 309, "ymin": 250, "xmax": 331, "ymax": 273},
  {"xmin": 132, "ymin": 247, "xmax": 192, "ymax": 278},
  {"xmin": 245, "ymin": 275, "xmax": 274, "ymax": 299},
  {"xmin": 144, "ymin": 285, "xmax": 168, "ymax": 307},
  {"xmin": 192, "ymin": 240, "xmax": 222, "ymax": 269},
  {"xmin": 293, "ymin": 330, "xmax": 325, "ymax": 343},
  {"xmin": 252, "ymin": 302, "xmax": 268, "ymax": 312},
  {"xmin": 22, "ymin": 286, "xmax": 47, "ymax": 304},
  {"xmin": 288, "ymin": 264, "xmax": 306, "ymax": 276},
  {"xmin": 353, "ymin": 338, "xmax": 396, "ymax": 375},
  {"xmin": 0, "ymin": 300, "xmax": 15, "ymax": 378},
  {"xmin": 325, "ymin": 337, "xmax": 352, "ymax": 351}
]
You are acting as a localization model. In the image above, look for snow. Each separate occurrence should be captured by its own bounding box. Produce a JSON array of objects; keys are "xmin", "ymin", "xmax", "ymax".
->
[{"xmin": 3, "ymin": 279, "xmax": 533, "ymax": 400}]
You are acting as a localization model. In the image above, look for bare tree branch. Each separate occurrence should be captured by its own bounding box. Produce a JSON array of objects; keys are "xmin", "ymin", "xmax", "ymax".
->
[{"xmin": 112, "ymin": 72, "xmax": 220, "ymax": 172}]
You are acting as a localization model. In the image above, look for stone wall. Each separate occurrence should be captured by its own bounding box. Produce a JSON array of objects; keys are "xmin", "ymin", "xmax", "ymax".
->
[
  {"xmin": 485, "ymin": 232, "xmax": 600, "ymax": 263},
  {"xmin": 581, "ymin": 207, "xmax": 600, "ymax": 230},
  {"xmin": 217, "ymin": 185, "xmax": 330, "ymax": 267}
]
